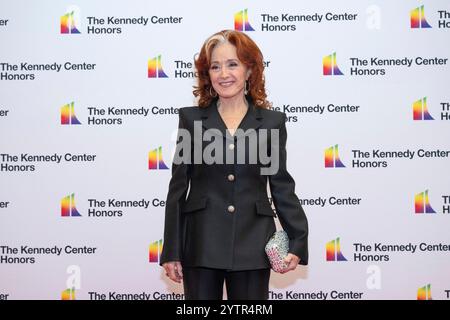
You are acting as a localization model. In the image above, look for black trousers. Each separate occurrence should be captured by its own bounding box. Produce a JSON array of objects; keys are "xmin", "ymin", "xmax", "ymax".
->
[{"xmin": 182, "ymin": 267, "xmax": 271, "ymax": 300}]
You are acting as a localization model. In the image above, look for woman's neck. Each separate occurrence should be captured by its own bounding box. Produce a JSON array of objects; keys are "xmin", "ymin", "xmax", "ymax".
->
[{"xmin": 217, "ymin": 95, "xmax": 248, "ymax": 113}]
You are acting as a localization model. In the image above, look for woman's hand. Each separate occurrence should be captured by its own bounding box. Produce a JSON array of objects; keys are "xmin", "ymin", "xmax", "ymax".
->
[
  {"xmin": 281, "ymin": 253, "xmax": 300, "ymax": 274},
  {"xmin": 162, "ymin": 261, "xmax": 183, "ymax": 283}
]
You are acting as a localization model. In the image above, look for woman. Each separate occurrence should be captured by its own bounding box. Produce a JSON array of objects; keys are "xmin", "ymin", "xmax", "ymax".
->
[{"xmin": 160, "ymin": 30, "xmax": 308, "ymax": 300}]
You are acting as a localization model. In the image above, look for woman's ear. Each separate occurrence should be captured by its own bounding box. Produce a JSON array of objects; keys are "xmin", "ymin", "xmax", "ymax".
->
[{"xmin": 246, "ymin": 69, "xmax": 252, "ymax": 80}]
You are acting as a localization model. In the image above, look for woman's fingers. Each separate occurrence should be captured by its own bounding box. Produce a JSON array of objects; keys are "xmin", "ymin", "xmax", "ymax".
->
[
  {"xmin": 175, "ymin": 261, "xmax": 183, "ymax": 279},
  {"xmin": 282, "ymin": 253, "xmax": 300, "ymax": 273},
  {"xmin": 163, "ymin": 262, "xmax": 183, "ymax": 283}
]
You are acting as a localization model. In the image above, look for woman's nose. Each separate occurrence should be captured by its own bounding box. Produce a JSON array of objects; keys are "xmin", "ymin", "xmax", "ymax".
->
[{"xmin": 219, "ymin": 66, "xmax": 229, "ymax": 77}]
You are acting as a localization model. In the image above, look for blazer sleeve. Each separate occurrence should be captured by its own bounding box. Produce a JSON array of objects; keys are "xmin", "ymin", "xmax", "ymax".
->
[
  {"xmin": 159, "ymin": 109, "xmax": 191, "ymax": 265},
  {"xmin": 268, "ymin": 113, "xmax": 309, "ymax": 265}
]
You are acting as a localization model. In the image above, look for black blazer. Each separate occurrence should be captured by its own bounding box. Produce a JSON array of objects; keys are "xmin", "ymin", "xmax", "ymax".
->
[{"xmin": 160, "ymin": 97, "xmax": 308, "ymax": 271}]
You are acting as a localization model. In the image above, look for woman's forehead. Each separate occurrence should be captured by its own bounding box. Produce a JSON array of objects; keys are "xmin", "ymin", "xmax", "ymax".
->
[{"xmin": 211, "ymin": 42, "xmax": 238, "ymax": 60}]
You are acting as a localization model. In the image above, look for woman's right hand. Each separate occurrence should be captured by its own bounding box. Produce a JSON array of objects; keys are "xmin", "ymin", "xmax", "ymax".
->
[{"xmin": 162, "ymin": 261, "xmax": 183, "ymax": 283}]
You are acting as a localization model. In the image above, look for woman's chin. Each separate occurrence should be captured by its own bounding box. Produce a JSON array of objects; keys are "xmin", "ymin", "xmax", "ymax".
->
[{"xmin": 216, "ymin": 90, "xmax": 244, "ymax": 100}]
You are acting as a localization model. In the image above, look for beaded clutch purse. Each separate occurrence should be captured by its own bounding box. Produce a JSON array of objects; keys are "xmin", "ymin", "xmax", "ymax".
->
[{"xmin": 265, "ymin": 230, "xmax": 289, "ymax": 273}]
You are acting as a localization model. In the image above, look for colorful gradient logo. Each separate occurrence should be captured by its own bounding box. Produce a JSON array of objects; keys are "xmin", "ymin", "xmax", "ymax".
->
[
  {"xmin": 61, "ymin": 102, "xmax": 82, "ymax": 125},
  {"xmin": 235, "ymin": 9, "xmax": 255, "ymax": 31},
  {"xmin": 61, "ymin": 193, "xmax": 82, "ymax": 217},
  {"xmin": 417, "ymin": 284, "xmax": 432, "ymax": 300},
  {"xmin": 61, "ymin": 288, "xmax": 76, "ymax": 300},
  {"xmin": 60, "ymin": 7, "xmax": 81, "ymax": 34},
  {"xmin": 411, "ymin": 6, "xmax": 432, "ymax": 29},
  {"xmin": 148, "ymin": 55, "xmax": 168, "ymax": 78},
  {"xmin": 148, "ymin": 146, "xmax": 169, "ymax": 170},
  {"xmin": 415, "ymin": 190, "xmax": 436, "ymax": 214},
  {"xmin": 326, "ymin": 237, "xmax": 347, "ymax": 261},
  {"xmin": 325, "ymin": 145, "xmax": 346, "ymax": 168},
  {"xmin": 149, "ymin": 239, "xmax": 163, "ymax": 263},
  {"xmin": 323, "ymin": 52, "xmax": 344, "ymax": 76},
  {"xmin": 413, "ymin": 97, "xmax": 434, "ymax": 120}
]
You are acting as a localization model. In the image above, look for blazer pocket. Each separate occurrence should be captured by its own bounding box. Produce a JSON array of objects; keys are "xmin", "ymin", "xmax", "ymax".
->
[
  {"xmin": 255, "ymin": 199, "xmax": 277, "ymax": 217},
  {"xmin": 182, "ymin": 196, "xmax": 208, "ymax": 213}
]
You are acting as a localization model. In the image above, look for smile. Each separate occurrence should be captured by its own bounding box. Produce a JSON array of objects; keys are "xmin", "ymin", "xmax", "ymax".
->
[{"xmin": 218, "ymin": 81, "xmax": 235, "ymax": 87}]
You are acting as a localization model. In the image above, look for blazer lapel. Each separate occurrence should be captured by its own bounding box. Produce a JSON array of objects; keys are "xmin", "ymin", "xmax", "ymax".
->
[
  {"xmin": 201, "ymin": 99, "xmax": 229, "ymax": 141},
  {"xmin": 236, "ymin": 100, "xmax": 263, "ymax": 141},
  {"xmin": 200, "ymin": 97, "xmax": 264, "ymax": 142}
]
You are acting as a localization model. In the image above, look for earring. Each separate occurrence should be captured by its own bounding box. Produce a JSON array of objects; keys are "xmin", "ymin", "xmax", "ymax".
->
[
  {"xmin": 244, "ymin": 80, "xmax": 249, "ymax": 95},
  {"xmin": 209, "ymin": 86, "xmax": 217, "ymax": 97}
]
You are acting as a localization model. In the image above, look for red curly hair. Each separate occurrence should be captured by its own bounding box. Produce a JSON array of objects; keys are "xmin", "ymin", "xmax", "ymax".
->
[{"xmin": 193, "ymin": 30, "xmax": 271, "ymax": 109}]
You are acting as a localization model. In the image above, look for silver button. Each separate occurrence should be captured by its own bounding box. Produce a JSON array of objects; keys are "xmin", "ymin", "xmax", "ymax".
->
[
  {"xmin": 227, "ymin": 174, "xmax": 235, "ymax": 182},
  {"xmin": 228, "ymin": 143, "xmax": 235, "ymax": 150},
  {"xmin": 227, "ymin": 205, "xmax": 235, "ymax": 213}
]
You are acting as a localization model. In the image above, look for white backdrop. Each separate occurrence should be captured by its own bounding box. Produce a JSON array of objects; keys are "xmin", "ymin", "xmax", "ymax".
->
[{"xmin": 0, "ymin": 0, "xmax": 449, "ymax": 300}]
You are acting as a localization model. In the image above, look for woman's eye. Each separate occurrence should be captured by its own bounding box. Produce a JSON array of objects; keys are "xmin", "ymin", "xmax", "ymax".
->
[
  {"xmin": 228, "ymin": 62, "xmax": 238, "ymax": 67},
  {"xmin": 210, "ymin": 65, "xmax": 219, "ymax": 70}
]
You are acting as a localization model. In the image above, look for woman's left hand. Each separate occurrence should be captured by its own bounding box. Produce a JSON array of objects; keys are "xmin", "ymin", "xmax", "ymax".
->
[{"xmin": 281, "ymin": 253, "xmax": 300, "ymax": 273}]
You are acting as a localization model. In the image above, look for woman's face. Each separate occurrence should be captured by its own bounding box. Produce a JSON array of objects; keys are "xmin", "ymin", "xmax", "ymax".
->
[{"xmin": 209, "ymin": 41, "xmax": 250, "ymax": 101}]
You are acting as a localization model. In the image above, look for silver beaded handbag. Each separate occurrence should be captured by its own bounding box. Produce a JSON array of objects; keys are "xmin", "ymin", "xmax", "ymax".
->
[{"xmin": 265, "ymin": 230, "xmax": 289, "ymax": 273}]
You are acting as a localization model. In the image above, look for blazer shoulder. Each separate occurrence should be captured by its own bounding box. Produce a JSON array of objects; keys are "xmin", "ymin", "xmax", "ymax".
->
[
  {"xmin": 259, "ymin": 108, "xmax": 286, "ymax": 127},
  {"xmin": 178, "ymin": 106, "xmax": 202, "ymax": 120}
]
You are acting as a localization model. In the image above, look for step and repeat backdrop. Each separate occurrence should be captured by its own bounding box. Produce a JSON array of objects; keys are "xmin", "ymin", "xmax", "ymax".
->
[{"xmin": 0, "ymin": 0, "xmax": 449, "ymax": 300}]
